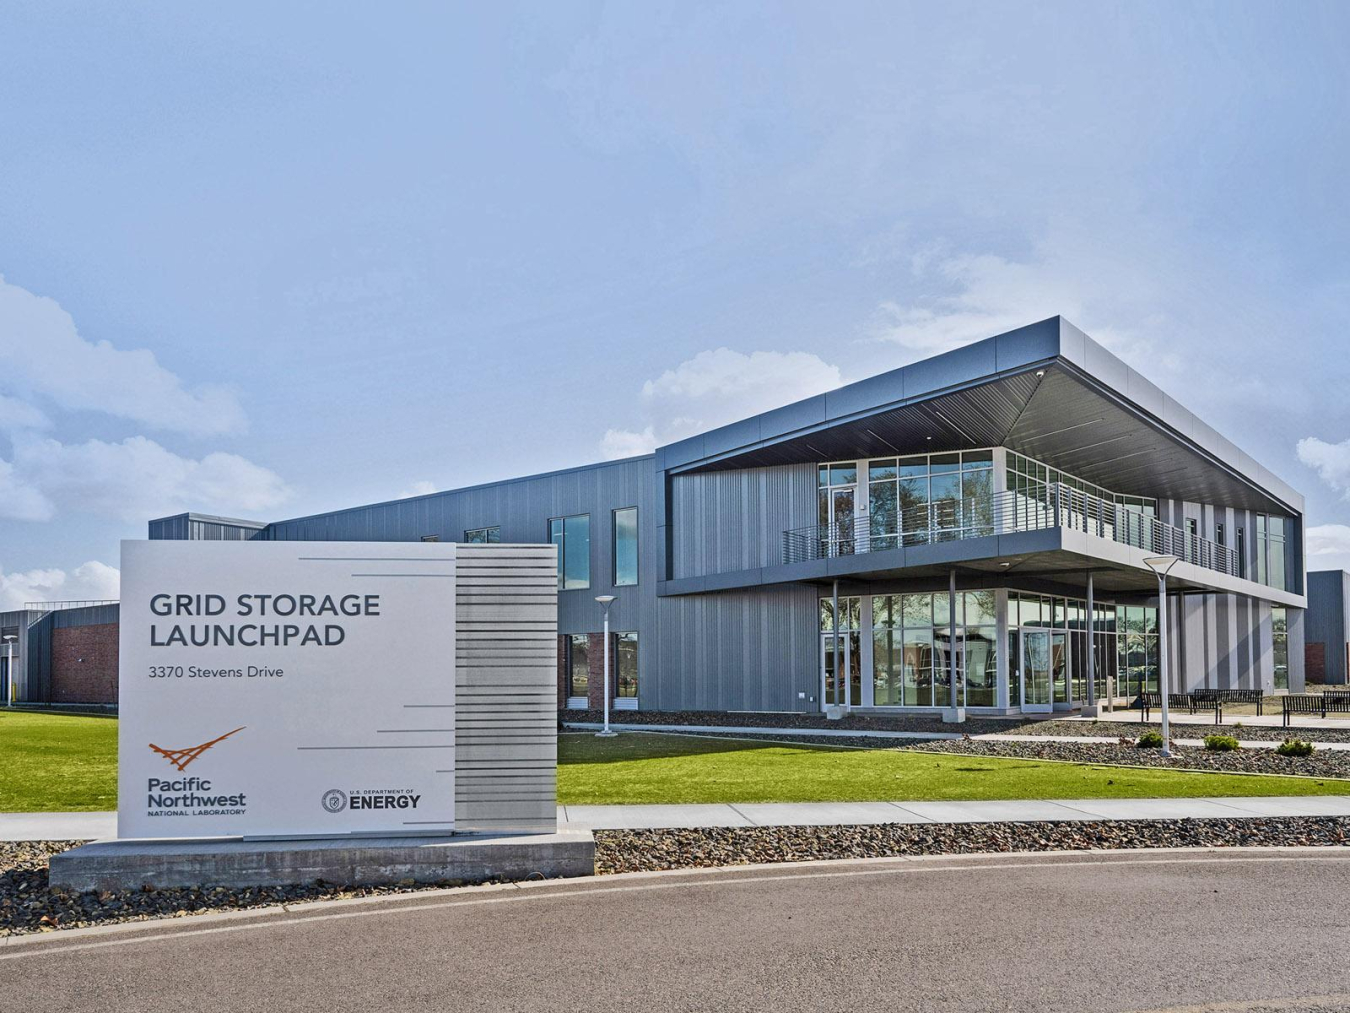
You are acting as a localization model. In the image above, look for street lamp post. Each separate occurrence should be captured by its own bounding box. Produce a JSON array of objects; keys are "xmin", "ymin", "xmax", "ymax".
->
[
  {"xmin": 1144, "ymin": 555, "xmax": 1179, "ymax": 757},
  {"xmin": 2, "ymin": 635, "xmax": 16, "ymax": 707},
  {"xmin": 594, "ymin": 595, "xmax": 617, "ymax": 738}
]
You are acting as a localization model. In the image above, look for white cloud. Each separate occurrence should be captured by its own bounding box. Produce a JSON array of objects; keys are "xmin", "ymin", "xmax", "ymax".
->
[
  {"xmin": 1307, "ymin": 524, "xmax": 1350, "ymax": 573},
  {"xmin": 600, "ymin": 426, "xmax": 659, "ymax": 459},
  {"xmin": 398, "ymin": 481, "xmax": 438, "ymax": 499},
  {"xmin": 601, "ymin": 348, "xmax": 844, "ymax": 459},
  {"xmin": 0, "ymin": 274, "xmax": 245, "ymax": 436},
  {"xmin": 0, "ymin": 394, "xmax": 49, "ymax": 433},
  {"xmin": 0, "ymin": 560, "xmax": 120, "ymax": 611},
  {"xmin": 1, "ymin": 435, "xmax": 291, "ymax": 523},
  {"xmin": 1298, "ymin": 437, "xmax": 1350, "ymax": 499},
  {"xmin": 872, "ymin": 245, "xmax": 1171, "ymax": 372}
]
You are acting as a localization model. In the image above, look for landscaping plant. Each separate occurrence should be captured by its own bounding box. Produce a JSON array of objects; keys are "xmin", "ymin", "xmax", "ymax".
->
[
  {"xmin": 1276, "ymin": 738, "xmax": 1315, "ymax": 757},
  {"xmin": 1136, "ymin": 730, "xmax": 1165, "ymax": 749},
  {"xmin": 1203, "ymin": 734, "xmax": 1240, "ymax": 752}
]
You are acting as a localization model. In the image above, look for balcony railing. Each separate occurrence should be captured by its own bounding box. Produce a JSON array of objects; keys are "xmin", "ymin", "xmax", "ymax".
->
[{"xmin": 783, "ymin": 482, "xmax": 1241, "ymax": 579}]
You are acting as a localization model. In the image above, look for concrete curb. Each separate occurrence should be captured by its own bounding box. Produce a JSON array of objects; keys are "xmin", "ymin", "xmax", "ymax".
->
[{"xmin": 7, "ymin": 845, "xmax": 1350, "ymax": 953}]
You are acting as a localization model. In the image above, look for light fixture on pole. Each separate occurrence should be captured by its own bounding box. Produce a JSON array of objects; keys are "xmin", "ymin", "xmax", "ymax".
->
[
  {"xmin": 594, "ymin": 595, "xmax": 617, "ymax": 738},
  {"xmin": 1143, "ymin": 555, "xmax": 1179, "ymax": 757},
  {"xmin": 2, "ymin": 634, "xmax": 16, "ymax": 707}
]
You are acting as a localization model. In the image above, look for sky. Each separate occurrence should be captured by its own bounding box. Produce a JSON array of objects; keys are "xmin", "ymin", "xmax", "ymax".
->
[{"xmin": 1, "ymin": 1, "xmax": 1349, "ymax": 608}]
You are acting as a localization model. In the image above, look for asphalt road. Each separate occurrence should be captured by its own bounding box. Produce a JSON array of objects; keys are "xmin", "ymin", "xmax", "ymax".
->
[{"xmin": 6, "ymin": 849, "xmax": 1350, "ymax": 1013}]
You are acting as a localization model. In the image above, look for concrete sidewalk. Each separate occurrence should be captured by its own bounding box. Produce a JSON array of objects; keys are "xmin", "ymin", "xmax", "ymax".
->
[{"xmin": 9, "ymin": 795, "xmax": 1350, "ymax": 842}]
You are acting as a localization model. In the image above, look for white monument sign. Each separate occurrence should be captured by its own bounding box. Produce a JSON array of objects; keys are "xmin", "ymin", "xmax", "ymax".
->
[{"xmin": 118, "ymin": 540, "xmax": 457, "ymax": 839}]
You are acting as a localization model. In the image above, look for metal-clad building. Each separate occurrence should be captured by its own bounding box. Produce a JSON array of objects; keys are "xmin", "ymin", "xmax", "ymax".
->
[
  {"xmin": 2, "ymin": 602, "xmax": 120, "ymax": 705},
  {"xmin": 150, "ymin": 316, "xmax": 1307, "ymax": 717},
  {"xmin": 1306, "ymin": 570, "xmax": 1350, "ymax": 684}
]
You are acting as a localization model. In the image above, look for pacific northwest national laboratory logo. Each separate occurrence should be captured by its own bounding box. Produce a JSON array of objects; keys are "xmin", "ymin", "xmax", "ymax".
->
[
  {"xmin": 322, "ymin": 789, "xmax": 348, "ymax": 813},
  {"xmin": 148, "ymin": 726, "xmax": 246, "ymax": 771}
]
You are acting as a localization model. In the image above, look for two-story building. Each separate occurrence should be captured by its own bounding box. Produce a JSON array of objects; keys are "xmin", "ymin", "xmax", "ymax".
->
[{"xmin": 151, "ymin": 317, "xmax": 1306, "ymax": 719}]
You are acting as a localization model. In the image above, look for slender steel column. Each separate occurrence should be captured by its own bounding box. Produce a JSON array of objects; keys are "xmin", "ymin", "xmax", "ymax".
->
[
  {"xmin": 1086, "ymin": 570, "xmax": 1096, "ymax": 709},
  {"xmin": 948, "ymin": 568, "xmax": 959, "ymax": 715},
  {"xmin": 832, "ymin": 579, "xmax": 842, "ymax": 711}
]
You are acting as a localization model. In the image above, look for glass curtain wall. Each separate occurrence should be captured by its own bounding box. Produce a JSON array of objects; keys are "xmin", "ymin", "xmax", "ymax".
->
[
  {"xmin": 871, "ymin": 591, "xmax": 997, "ymax": 707},
  {"xmin": 1256, "ymin": 515, "xmax": 1290, "ymax": 592},
  {"xmin": 866, "ymin": 451, "xmax": 994, "ymax": 550},
  {"xmin": 1272, "ymin": 607, "xmax": 1288, "ymax": 690},
  {"xmin": 1009, "ymin": 592, "xmax": 1155, "ymax": 702},
  {"xmin": 819, "ymin": 596, "xmax": 863, "ymax": 706}
]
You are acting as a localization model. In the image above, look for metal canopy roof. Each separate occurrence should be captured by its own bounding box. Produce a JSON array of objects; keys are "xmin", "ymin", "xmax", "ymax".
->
[{"xmin": 662, "ymin": 317, "xmax": 1300, "ymax": 516}]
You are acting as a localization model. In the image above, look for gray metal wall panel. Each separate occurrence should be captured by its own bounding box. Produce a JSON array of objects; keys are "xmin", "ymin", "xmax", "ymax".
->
[
  {"xmin": 1307, "ymin": 570, "xmax": 1349, "ymax": 684},
  {"xmin": 52, "ymin": 604, "xmax": 120, "ymax": 629},
  {"xmin": 651, "ymin": 584, "xmax": 817, "ymax": 712},
  {"xmin": 670, "ymin": 462, "xmax": 816, "ymax": 579}
]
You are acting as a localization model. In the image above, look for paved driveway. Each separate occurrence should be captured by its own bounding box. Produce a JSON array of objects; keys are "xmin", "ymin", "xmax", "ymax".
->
[{"xmin": 6, "ymin": 848, "xmax": 1350, "ymax": 1012}]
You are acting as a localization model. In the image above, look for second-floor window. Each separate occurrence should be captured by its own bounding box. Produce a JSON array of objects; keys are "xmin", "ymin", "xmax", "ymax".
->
[
  {"xmin": 463, "ymin": 526, "xmax": 500, "ymax": 544},
  {"xmin": 1256, "ymin": 514, "xmax": 1289, "ymax": 591},
  {"xmin": 549, "ymin": 514, "xmax": 590, "ymax": 590},
  {"xmin": 613, "ymin": 507, "xmax": 638, "ymax": 586}
]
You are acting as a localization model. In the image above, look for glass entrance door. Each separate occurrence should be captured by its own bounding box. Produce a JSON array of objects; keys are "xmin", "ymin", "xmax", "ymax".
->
[
  {"xmin": 822, "ymin": 632, "xmax": 862, "ymax": 707},
  {"xmin": 1019, "ymin": 630, "xmax": 1052, "ymax": 712},
  {"xmin": 829, "ymin": 487, "xmax": 856, "ymax": 555}
]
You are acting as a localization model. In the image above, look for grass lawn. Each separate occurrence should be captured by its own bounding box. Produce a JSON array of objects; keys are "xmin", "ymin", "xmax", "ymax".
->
[
  {"xmin": 0, "ymin": 710, "xmax": 118, "ymax": 813},
  {"xmin": 2, "ymin": 713, "xmax": 1346, "ymax": 813},
  {"xmin": 557, "ymin": 732, "xmax": 1350, "ymax": 806}
]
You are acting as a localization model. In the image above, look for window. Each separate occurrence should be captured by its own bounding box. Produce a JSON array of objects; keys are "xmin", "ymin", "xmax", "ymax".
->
[
  {"xmin": 463, "ymin": 526, "xmax": 500, "ymax": 544},
  {"xmin": 1237, "ymin": 527, "xmax": 1246, "ymax": 579},
  {"xmin": 1216, "ymin": 522, "xmax": 1225, "ymax": 547},
  {"xmin": 1186, "ymin": 519, "xmax": 1198, "ymax": 564},
  {"xmin": 566, "ymin": 634, "xmax": 589, "ymax": 700},
  {"xmin": 612, "ymin": 507, "xmax": 638, "ymax": 586},
  {"xmin": 615, "ymin": 633, "xmax": 639, "ymax": 698},
  {"xmin": 420, "ymin": 534, "xmax": 440, "ymax": 542},
  {"xmin": 1255, "ymin": 515, "xmax": 1289, "ymax": 591},
  {"xmin": 871, "ymin": 591, "xmax": 997, "ymax": 708},
  {"xmin": 549, "ymin": 514, "xmax": 590, "ymax": 589},
  {"xmin": 868, "ymin": 450, "xmax": 993, "ymax": 549},
  {"xmin": 1272, "ymin": 607, "xmax": 1289, "ymax": 690}
]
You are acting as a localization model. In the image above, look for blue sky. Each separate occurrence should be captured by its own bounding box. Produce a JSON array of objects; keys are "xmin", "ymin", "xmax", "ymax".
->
[{"xmin": 2, "ymin": 1, "xmax": 1349, "ymax": 606}]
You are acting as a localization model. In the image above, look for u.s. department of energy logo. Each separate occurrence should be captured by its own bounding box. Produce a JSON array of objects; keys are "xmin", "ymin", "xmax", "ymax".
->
[{"xmin": 321, "ymin": 789, "xmax": 348, "ymax": 813}]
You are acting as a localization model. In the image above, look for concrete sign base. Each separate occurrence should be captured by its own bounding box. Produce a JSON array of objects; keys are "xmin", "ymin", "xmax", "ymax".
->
[{"xmin": 48, "ymin": 830, "xmax": 595, "ymax": 893}]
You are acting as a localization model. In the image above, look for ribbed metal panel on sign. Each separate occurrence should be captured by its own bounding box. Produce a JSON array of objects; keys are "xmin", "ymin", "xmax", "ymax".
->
[{"xmin": 454, "ymin": 544, "xmax": 559, "ymax": 834}]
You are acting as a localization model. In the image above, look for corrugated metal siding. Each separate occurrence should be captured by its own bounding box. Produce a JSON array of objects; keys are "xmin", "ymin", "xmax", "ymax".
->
[
  {"xmin": 52, "ymin": 604, "xmax": 120, "ymax": 629},
  {"xmin": 1307, "ymin": 571, "xmax": 1349, "ymax": 684},
  {"xmin": 149, "ymin": 516, "xmax": 265, "ymax": 541},
  {"xmin": 670, "ymin": 462, "xmax": 815, "ymax": 578},
  {"xmin": 652, "ymin": 584, "xmax": 817, "ymax": 712},
  {"xmin": 25, "ymin": 612, "xmax": 53, "ymax": 703}
]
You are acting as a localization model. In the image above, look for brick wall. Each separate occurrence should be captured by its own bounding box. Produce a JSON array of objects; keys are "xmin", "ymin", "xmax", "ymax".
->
[
  {"xmin": 1306, "ymin": 642, "xmax": 1327, "ymax": 685},
  {"xmin": 50, "ymin": 622, "xmax": 119, "ymax": 704}
]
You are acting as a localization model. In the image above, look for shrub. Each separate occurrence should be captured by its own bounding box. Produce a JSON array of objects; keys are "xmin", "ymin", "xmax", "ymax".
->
[
  {"xmin": 1276, "ymin": 738, "xmax": 1314, "ymax": 757},
  {"xmin": 1137, "ymin": 730, "xmax": 1165, "ymax": 748},
  {"xmin": 1203, "ymin": 734, "xmax": 1240, "ymax": 752}
]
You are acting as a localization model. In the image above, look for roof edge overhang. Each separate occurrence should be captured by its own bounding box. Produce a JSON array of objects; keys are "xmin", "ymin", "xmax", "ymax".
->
[{"xmin": 655, "ymin": 316, "xmax": 1303, "ymax": 517}]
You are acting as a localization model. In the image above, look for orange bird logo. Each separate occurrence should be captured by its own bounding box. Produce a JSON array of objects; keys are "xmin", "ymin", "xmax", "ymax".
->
[{"xmin": 148, "ymin": 727, "xmax": 246, "ymax": 771}]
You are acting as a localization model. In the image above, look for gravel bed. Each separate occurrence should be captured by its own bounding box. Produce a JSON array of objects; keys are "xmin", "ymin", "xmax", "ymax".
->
[
  {"xmin": 1023, "ymin": 719, "xmax": 1350, "ymax": 744},
  {"xmin": 908, "ymin": 737, "xmax": 1350, "ymax": 779},
  {"xmin": 594, "ymin": 816, "xmax": 1350, "ymax": 874},
  {"xmin": 561, "ymin": 709, "xmax": 1350, "ymax": 744},
  {"xmin": 0, "ymin": 841, "xmax": 500, "ymax": 938}
]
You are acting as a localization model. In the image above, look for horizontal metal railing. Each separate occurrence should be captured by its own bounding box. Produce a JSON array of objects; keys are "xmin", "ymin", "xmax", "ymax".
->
[
  {"xmin": 22, "ymin": 599, "xmax": 119, "ymax": 613},
  {"xmin": 783, "ymin": 483, "xmax": 1240, "ymax": 579}
]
